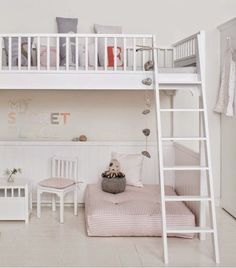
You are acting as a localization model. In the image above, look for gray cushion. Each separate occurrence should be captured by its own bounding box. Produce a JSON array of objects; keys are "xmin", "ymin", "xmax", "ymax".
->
[{"xmin": 56, "ymin": 17, "xmax": 78, "ymax": 66}]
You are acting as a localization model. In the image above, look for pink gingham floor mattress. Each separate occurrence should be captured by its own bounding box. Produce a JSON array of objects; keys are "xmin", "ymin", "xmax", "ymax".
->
[{"xmin": 85, "ymin": 184, "xmax": 195, "ymax": 238}]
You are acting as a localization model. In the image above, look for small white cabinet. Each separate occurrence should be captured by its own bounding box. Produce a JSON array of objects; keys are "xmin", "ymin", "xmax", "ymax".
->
[
  {"xmin": 218, "ymin": 18, "xmax": 236, "ymax": 218},
  {"xmin": 0, "ymin": 178, "xmax": 32, "ymax": 222}
]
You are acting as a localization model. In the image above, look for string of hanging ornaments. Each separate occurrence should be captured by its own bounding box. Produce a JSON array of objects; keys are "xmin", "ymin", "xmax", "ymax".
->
[{"xmin": 141, "ymin": 60, "xmax": 154, "ymax": 158}]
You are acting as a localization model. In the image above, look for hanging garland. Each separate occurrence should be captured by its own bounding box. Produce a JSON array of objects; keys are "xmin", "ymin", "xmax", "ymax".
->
[
  {"xmin": 141, "ymin": 60, "xmax": 154, "ymax": 158},
  {"xmin": 142, "ymin": 90, "xmax": 151, "ymax": 158}
]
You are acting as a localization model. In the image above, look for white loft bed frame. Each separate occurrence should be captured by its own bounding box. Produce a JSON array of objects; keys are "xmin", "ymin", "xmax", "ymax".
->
[
  {"xmin": 0, "ymin": 33, "xmax": 200, "ymax": 90},
  {"xmin": 0, "ymin": 31, "xmax": 219, "ymax": 264},
  {"xmin": 0, "ymin": 31, "xmax": 204, "ymax": 223}
]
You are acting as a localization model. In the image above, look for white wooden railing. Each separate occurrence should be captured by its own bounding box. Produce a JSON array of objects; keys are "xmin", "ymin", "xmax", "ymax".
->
[
  {"xmin": 0, "ymin": 34, "xmax": 153, "ymax": 72},
  {"xmin": 173, "ymin": 33, "xmax": 198, "ymax": 67},
  {"xmin": 0, "ymin": 33, "xmax": 198, "ymax": 73}
]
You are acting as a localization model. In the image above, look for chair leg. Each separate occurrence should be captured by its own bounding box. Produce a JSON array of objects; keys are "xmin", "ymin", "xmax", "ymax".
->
[
  {"xmin": 74, "ymin": 186, "xmax": 78, "ymax": 216},
  {"xmin": 37, "ymin": 189, "xmax": 41, "ymax": 218},
  {"xmin": 52, "ymin": 194, "xmax": 56, "ymax": 211},
  {"xmin": 60, "ymin": 193, "xmax": 64, "ymax": 224}
]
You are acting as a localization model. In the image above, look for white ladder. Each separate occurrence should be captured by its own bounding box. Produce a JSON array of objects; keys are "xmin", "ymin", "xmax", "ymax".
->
[{"xmin": 151, "ymin": 32, "xmax": 220, "ymax": 264}]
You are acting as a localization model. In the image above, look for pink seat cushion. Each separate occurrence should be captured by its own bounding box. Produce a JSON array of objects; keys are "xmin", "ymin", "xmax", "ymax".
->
[
  {"xmin": 85, "ymin": 184, "xmax": 196, "ymax": 238},
  {"xmin": 39, "ymin": 178, "xmax": 75, "ymax": 189}
]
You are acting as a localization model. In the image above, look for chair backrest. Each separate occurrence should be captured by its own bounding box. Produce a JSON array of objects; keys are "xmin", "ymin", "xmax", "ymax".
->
[{"xmin": 52, "ymin": 156, "xmax": 78, "ymax": 181}]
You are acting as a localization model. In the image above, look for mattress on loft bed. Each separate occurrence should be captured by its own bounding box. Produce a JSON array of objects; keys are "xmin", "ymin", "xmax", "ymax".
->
[
  {"xmin": 85, "ymin": 184, "xmax": 195, "ymax": 238},
  {"xmin": 0, "ymin": 66, "xmax": 197, "ymax": 73}
]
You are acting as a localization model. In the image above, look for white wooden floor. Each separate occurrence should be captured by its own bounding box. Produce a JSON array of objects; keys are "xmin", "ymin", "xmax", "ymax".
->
[{"xmin": 0, "ymin": 207, "xmax": 235, "ymax": 267}]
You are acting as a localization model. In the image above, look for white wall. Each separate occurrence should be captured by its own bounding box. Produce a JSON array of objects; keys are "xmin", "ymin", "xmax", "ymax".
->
[
  {"xmin": 0, "ymin": 90, "xmax": 163, "ymax": 141},
  {"xmin": 0, "ymin": 0, "xmax": 235, "ymax": 199}
]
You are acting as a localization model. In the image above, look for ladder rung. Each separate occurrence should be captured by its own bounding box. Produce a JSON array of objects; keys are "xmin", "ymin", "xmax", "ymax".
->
[
  {"xmin": 163, "ymin": 166, "xmax": 209, "ymax": 171},
  {"xmin": 167, "ymin": 227, "xmax": 214, "ymax": 234},
  {"xmin": 160, "ymin": 109, "xmax": 204, "ymax": 112},
  {"xmin": 162, "ymin": 137, "xmax": 207, "ymax": 141},
  {"xmin": 165, "ymin": 195, "xmax": 211, "ymax": 202}
]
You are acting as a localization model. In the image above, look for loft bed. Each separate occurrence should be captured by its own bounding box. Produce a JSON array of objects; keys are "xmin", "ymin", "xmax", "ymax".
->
[
  {"xmin": 0, "ymin": 30, "xmax": 218, "ymax": 264},
  {"xmin": 0, "ymin": 33, "xmax": 201, "ymax": 90}
]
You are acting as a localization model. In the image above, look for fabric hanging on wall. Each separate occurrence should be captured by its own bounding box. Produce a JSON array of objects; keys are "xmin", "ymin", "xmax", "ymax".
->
[{"xmin": 214, "ymin": 48, "xmax": 236, "ymax": 116}]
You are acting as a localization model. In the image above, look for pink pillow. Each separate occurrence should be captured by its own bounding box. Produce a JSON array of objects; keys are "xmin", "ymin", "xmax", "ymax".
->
[{"xmin": 40, "ymin": 46, "xmax": 57, "ymax": 67}]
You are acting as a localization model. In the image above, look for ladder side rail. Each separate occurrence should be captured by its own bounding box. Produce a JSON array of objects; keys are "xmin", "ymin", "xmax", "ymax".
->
[
  {"xmin": 197, "ymin": 31, "xmax": 220, "ymax": 264},
  {"xmin": 152, "ymin": 35, "xmax": 168, "ymax": 264},
  {"xmin": 199, "ymin": 95, "xmax": 207, "ymax": 241}
]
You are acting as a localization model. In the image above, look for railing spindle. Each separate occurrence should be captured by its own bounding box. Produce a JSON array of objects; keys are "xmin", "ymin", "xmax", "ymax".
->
[
  {"xmin": 56, "ymin": 36, "xmax": 59, "ymax": 71},
  {"xmin": 66, "ymin": 36, "xmax": 69, "ymax": 71},
  {"xmin": 28, "ymin": 37, "xmax": 31, "ymax": 70},
  {"xmin": 65, "ymin": 161, "xmax": 68, "ymax": 178},
  {"xmin": 37, "ymin": 37, "xmax": 40, "ymax": 70},
  {"xmin": 133, "ymin": 38, "xmax": 136, "ymax": 71},
  {"xmin": 142, "ymin": 38, "xmax": 146, "ymax": 71},
  {"xmin": 114, "ymin": 37, "xmax": 117, "ymax": 71},
  {"xmin": 61, "ymin": 160, "xmax": 64, "ymax": 177},
  {"xmin": 123, "ymin": 38, "xmax": 127, "ymax": 71},
  {"xmin": 18, "ymin": 36, "xmax": 21, "ymax": 70},
  {"xmin": 57, "ymin": 160, "xmax": 60, "ymax": 177},
  {"xmin": 8, "ymin": 37, "xmax": 12, "ymax": 70},
  {"xmin": 104, "ymin": 37, "xmax": 107, "ymax": 71},
  {"xmin": 189, "ymin": 39, "xmax": 192, "ymax": 56},
  {"xmin": 187, "ymin": 41, "xmax": 190, "ymax": 57},
  {"xmin": 75, "ymin": 37, "xmax": 78, "ymax": 71},
  {"xmin": 176, "ymin": 46, "xmax": 179, "ymax": 60},
  {"xmin": 95, "ymin": 37, "xmax": 98, "ymax": 71},
  {"xmin": 171, "ymin": 49, "xmax": 174, "ymax": 67},
  {"xmin": 193, "ymin": 39, "xmax": 195, "ymax": 55},
  {"xmin": 47, "ymin": 37, "xmax": 50, "ymax": 71},
  {"xmin": 85, "ymin": 37, "xmax": 88, "ymax": 71},
  {"xmin": 149, "ymin": 39, "xmax": 154, "ymax": 67},
  {"xmin": 164, "ymin": 49, "xmax": 167, "ymax": 67}
]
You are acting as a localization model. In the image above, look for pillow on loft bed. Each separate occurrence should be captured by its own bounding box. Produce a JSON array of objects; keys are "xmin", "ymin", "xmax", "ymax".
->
[
  {"xmin": 111, "ymin": 152, "xmax": 144, "ymax": 187},
  {"xmin": 56, "ymin": 17, "xmax": 78, "ymax": 66},
  {"xmin": 40, "ymin": 45, "xmax": 57, "ymax": 68},
  {"xmin": 3, "ymin": 37, "xmax": 34, "ymax": 67},
  {"xmin": 34, "ymin": 42, "xmax": 96, "ymax": 69},
  {"xmin": 78, "ymin": 43, "xmax": 96, "ymax": 67},
  {"xmin": 94, "ymin": 24, "xmax": 123, "ymax": 67}
]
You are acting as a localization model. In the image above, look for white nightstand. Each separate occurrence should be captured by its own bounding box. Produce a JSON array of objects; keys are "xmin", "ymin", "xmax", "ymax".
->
[{"xmin": 0, "ymin": 178, "xmax": 32, "ymax": 223}]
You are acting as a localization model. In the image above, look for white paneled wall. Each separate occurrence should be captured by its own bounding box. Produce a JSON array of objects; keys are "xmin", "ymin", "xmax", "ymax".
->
[{"xmin": 0, "ymin": 141, "xmax": 175, "ymax": 203}]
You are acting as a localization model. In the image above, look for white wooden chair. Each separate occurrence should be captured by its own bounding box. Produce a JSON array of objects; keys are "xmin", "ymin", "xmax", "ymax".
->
[{"xmin": 37, "ymin": 156, "xmax": 80, "ymax": 223}]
